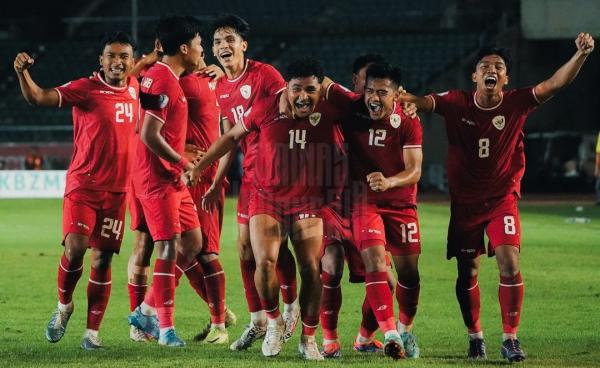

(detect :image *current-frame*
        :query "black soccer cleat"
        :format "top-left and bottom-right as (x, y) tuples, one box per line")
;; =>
(501, 338), (526, 363)
(468, 338), (487, 360)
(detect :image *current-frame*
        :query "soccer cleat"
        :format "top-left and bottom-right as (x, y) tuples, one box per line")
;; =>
(400, 332), (420, 359)
(203, 326), (229, 344)
(229, 323), (266, 351)
(501, 338), (526, 363)
(282, 308), (300, 342)
(299, 335), (324, 361)
(383, 335), (406, 360)
(130, 325), (150, 342)
(225, 307), (237, 327)
(127, 306), (159, 340)
(468, 338), (487, 360)
(158, 328), (186, 347)
(81, 332), (102, 350)
(321, 340), (342, 358)
(353, 338), (384, 353)
(193, 321), (211, 342)
(261, 322), (284, 357)
(45, 307), (73, 343)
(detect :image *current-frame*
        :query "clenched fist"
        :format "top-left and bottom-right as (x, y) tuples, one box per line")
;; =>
(14, 52), (35, 73)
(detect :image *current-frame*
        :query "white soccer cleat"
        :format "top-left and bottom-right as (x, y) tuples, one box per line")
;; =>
(261, 322), (285, 357)
(229, 322), (266, 351)
(298, 335), (324, 361)
(282, 307), (300, 342)
(129, 325), (150, 342)
(81, 331), (103, 350)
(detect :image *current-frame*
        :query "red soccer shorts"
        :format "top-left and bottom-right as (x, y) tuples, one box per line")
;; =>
(248, 191), (321, 229)
(321, 204), (365, 283)
(237, 178), (253, 225)
(189, 180), (225, 255)
(128, 186), (149, 234)
(352, 202), (421, 256)
(62, 188), (127, 253)
(138, 188), (200, 241)
(447, 194), (521, 259)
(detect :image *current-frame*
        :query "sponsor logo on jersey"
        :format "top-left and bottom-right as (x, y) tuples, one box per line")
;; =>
(240, 84), (251, 99)
(492, 115), (505, 130)
(128, 86), (137, 99)
(219, 94), (230, 99)
(377, 305), (388, 311)
(309, 112), (321, 126)
(461, 118), (476, 126)
(142, 77), (153, 89)
(159, 94), (169, 109)
(390, 113), (401, 128)
(99, 90), (115, 95)
(208, 81), (217, 91)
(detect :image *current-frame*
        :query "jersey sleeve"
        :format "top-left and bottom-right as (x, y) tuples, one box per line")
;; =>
(427, 90), (464, 117)
(402, 116), (423, 149)
(326, 83), (360, 111)
(260, 64), (286, 96)
(179, 76), (201, 101)
(143, 78), (172, 124)
(55, 78), (90, 108)
(513, 87), (540, 116)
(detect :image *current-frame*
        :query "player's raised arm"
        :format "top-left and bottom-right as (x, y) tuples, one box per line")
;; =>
(397, 90), (434, 113)
(534, 33), (594, 104)
(190, 121), (247, 184)
(366, 147), (423, 192)
(14, 52), (59, 107)
(141, 113), (194, 171)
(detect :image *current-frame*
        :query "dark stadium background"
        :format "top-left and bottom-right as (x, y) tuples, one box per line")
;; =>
(2, 0), (598, 196)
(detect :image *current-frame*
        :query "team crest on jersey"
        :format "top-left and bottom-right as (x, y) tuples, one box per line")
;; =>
(128, 86), (136, 99)
(240, 84), (251, 99)
(309, 112), (321, 126)
(390, 113), (402, 128)
(492, 115), (505, 130)
(159, 94), (169, 109)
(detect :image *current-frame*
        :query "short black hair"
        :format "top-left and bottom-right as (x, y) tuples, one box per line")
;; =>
(352, 54), (385, 74)
(100, 31), (136, 53)
(210, 14), (250, 41)
(474, 47), (511, 73)
(365, 62), (402, 89)
(155, 15), (201, 56)
(286, 57), (324, 83)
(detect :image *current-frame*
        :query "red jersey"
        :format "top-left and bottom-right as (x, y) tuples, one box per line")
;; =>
(242, 92), (345, 209)
(428, 88), (540, 204)
(180, 72), (221, 181)
(55, 73), (139, 195)
(328, 84), (422, 207)
(215, 59), (285, 181)
(133, 61), (188, 198)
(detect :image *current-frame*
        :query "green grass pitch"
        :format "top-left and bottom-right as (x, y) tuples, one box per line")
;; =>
(0, 198), (599, 367)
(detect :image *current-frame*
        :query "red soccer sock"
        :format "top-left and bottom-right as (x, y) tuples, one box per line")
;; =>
(276, 250), (297, 304)
(86, 266), (112, 331)
(302, 314), (319, 337)
(260, 296), (280, 319)
(202, 259), (226, 324)
(152, 259), (176, 329)
(365, 271), (396, 333)
(499, 272), (524, 334)
(143, 284), (155, 308)
(456, 276), (481, 333)
(396, 281), (420, 327)
(240, 259), (262, 312)
(320, 271), (342, 340)
(57, 254), (83, 305)
(127, 275), (147, 312)
(183, 261), (208, 303)
(359, 295), (379, 338)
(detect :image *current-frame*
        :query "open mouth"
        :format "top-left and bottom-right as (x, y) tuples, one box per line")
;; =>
(484, 75), (497, 88)
(295, 100), (312, 114)
(219, 51), (233, 61)
(109, 66), (125, 74)
(368, 101), (383, 113)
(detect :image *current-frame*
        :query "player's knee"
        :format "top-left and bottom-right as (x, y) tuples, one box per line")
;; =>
(91, 251), (113, 269)
(256, 257), (277, 274)
(397, 268), (420, 286)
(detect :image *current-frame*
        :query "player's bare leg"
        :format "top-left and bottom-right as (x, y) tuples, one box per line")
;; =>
(277, 243), (300, 342)
(249, 214), (286, 357)
(81, 248), (114, 350)
(456, 256), (486, 359)
(291, 218), (324, 360)
(46, 233), (87, 343)
(362, 245), (404, 359)
(392, 254), (420, 358)
(495, 245), (525, 362)
(127, 230), (153, 342)
(320, 243), (344, 358)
